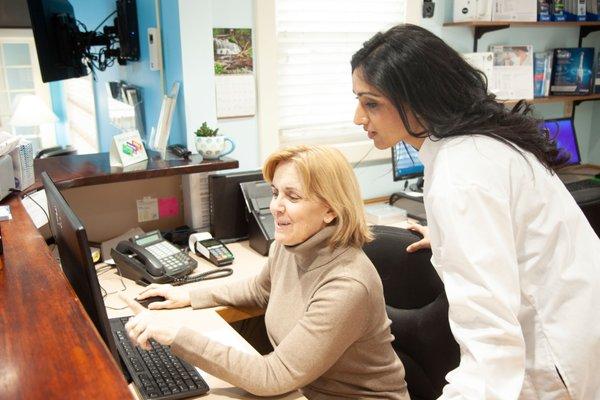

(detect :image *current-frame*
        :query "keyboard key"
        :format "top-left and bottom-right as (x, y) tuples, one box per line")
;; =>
(110, 318), (209, 399)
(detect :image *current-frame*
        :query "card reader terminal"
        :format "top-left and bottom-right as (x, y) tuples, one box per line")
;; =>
(189, 232), (235, 267)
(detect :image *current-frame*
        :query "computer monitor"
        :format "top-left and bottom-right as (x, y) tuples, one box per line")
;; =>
(392, 141), (424, 181)
(208, 170), (264, 241)
(26, 0), (87, 82)
(543, 118), (581, 166)
(27, 0), (140, 83)
(41, 172), (120, 362)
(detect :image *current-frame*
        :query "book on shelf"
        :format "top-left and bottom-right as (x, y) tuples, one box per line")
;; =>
(587, 0), (600, 20)
(538, 0), (551, 21)
(492, 0), (537, 21)
(462, 52), (497, 94)
(564, 0), (586, 21)
(550, 48), (595, 95)
(533, 51), (553, 97)
(551, 0), (567, 21)
(490, 45), (534, 100)
(453, 0), (492, 22)
(595, 52), (600, 94)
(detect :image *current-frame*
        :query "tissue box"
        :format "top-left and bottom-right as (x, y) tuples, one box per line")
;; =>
(10, 141), (34, 190)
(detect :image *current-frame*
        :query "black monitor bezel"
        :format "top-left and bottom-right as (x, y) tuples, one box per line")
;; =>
(41, 172), (120, 363)
(26, 0), (140, 83)
(391, 142), (424, 182)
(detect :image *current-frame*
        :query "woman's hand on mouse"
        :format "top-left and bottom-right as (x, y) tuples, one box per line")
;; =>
(136, 284), (191, 309)
(406, 223), (431, 253)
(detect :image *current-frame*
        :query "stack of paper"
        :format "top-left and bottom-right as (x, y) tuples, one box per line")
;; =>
(364, 204), (407, 225)
(0, 205), (11, 221)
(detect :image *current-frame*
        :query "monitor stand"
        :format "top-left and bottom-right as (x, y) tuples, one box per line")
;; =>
(405, 177), (424, 197)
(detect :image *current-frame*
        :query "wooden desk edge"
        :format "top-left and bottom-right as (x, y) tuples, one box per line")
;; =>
(216, 305), (265, 323)
(0, 195), (132, 399)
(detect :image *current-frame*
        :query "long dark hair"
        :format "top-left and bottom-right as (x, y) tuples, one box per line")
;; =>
(351, 24), (567, 169)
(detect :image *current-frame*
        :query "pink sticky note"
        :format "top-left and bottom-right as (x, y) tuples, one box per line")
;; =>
(158, 197), (179, 218)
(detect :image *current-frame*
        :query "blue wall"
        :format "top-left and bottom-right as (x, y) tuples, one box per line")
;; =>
(57, 0), (186, 151)
(161, 1), (186, 145)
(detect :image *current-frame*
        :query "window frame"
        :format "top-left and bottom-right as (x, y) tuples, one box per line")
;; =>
(254, 0), (421, 164)
(0, 29), (55, 150)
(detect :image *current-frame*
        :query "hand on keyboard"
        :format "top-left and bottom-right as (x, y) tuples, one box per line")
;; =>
(122, 295), (182, 351)
(136, 283), (191, 310)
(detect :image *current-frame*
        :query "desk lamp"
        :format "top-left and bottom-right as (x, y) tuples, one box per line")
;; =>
(9, 94), (58, 151)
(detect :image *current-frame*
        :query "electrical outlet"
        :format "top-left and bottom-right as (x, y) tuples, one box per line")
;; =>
(423, 1), (435, 18)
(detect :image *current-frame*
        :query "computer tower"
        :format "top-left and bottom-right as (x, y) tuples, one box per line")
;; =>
(208, 170), (263, 241)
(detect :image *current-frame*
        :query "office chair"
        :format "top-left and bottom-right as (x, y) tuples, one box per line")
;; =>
(571, 187), (600, 237)
(363, 225), (460, 400)
(35, 145), (77, 159)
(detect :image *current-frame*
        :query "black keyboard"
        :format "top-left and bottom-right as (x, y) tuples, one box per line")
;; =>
(110, 317), (209, 400)
(565, 179), (600, 192)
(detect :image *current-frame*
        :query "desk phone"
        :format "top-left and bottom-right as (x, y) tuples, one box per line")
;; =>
(111, 230), (197, 285)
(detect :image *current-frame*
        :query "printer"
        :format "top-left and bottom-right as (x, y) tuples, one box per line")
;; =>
(0, 155), (15, 201)
(240, 180), (275, 255)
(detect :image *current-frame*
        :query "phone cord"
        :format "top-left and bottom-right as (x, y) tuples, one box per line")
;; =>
(171, 267), (233, 286)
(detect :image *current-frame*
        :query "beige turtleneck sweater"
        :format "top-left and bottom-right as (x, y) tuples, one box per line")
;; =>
(170, 226), (408, 399)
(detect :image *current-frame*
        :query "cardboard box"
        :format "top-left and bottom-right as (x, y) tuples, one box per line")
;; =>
(551, 47), (595, 95)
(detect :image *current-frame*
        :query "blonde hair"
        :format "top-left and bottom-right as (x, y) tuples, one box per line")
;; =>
(263, 145), (373, 249)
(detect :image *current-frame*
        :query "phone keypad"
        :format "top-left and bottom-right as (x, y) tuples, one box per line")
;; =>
(147, 242), (192, 271)
(209, 247), (233, 263)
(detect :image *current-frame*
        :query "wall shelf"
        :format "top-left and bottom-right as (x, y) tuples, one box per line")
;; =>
(443, 21), (600, 51)
(503, 94), (600, 116)
(504, 93), (600, 106)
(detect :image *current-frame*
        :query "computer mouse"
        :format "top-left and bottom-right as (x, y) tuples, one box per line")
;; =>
(136, 295), (167, 308)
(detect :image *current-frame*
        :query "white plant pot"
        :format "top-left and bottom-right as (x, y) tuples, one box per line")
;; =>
(195, 136), (235, 160)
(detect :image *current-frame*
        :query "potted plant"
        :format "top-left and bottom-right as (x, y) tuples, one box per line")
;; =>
(194, 122), (235, 160)
(195, 122), (219, 137)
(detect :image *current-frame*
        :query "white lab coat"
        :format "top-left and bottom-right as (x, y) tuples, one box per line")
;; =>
(418, 135), (600, 400)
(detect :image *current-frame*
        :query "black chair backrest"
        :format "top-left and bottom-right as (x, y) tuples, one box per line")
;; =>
(363, 225), (460, 400)
(571, 187), (600, 237)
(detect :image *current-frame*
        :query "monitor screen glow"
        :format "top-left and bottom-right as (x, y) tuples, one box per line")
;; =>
(543, 118), (581, 166)
(392, 141), (424, 181)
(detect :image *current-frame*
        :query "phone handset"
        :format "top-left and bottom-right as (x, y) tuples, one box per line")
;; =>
(111, 230), (198, 286)
(115, 241), (165, 277)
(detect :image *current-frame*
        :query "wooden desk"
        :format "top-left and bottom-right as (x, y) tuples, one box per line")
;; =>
(557, 163), (600, 184)
(0, 196), (132, 399)
(101, 243), (304, 399)
(0, 152), (239, 399)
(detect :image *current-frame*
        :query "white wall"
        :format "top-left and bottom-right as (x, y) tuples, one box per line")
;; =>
(177, 0), (599, 201)
(179, 0), (260, 171)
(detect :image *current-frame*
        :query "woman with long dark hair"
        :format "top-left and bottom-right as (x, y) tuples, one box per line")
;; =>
(352, 24), (600, 399)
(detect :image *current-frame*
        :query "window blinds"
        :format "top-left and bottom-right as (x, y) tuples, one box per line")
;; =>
(276, 0), (406, 145)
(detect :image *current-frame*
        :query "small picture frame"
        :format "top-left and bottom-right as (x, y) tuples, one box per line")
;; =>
(109, 130), (148, 167)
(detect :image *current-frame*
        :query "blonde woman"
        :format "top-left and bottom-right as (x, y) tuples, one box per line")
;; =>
(125, 145), (409, 399)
